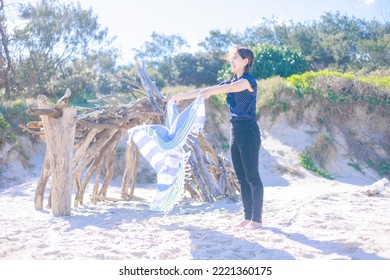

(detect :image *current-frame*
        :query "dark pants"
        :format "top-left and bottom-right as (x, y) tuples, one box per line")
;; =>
(230, 120), (264, 223)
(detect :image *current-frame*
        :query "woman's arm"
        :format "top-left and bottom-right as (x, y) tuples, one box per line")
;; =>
(170, 89), (202, 103)
(170, 78), (252, 103)
(201, 79), (252, 98)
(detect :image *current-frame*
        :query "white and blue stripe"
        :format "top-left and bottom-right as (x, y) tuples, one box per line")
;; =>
(128, 96), (205, 213)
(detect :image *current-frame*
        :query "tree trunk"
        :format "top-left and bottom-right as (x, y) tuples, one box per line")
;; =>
(34, 153), (50, 210)
(37, 95), (76, 216)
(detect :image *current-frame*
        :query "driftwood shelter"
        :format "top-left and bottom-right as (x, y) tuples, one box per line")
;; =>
(21, 61), (239, 216)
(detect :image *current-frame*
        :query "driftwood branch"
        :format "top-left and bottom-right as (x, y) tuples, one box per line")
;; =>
(35, 93), (76, 216)
(26, 108), (63, 118)
(23, 62), (239, 213)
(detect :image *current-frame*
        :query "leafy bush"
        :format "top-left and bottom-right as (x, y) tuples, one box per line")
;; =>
(217, 44), (309, 82)
(0, 113), (11, 139)
(0, 101), (34, 130)
(256, 76), (292, 117)
(358, 75), (390, 89)
(209, 94), (227, 110)
(0, 112), (30, 160)
(287, 70), (390, 107)
(252, 44), (308, 79)
(286, 71), (354, 96)
(299, 153), (333, 179)
(366, 159), (390, 178)
(348, 161), (364, 174)
(216, 62), (233, 83)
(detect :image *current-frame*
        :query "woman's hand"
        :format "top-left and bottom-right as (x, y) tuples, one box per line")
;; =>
(169, 95), (181, 104)
(169, 88), (203, 104)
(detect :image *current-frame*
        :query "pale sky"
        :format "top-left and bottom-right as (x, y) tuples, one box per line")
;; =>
(6, 0), (389, 64)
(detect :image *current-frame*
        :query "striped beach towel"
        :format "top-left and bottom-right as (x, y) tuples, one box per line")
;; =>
(128, 96), (205, 212)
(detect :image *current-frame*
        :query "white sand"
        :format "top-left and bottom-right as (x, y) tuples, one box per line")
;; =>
(1, 122), (389, 261)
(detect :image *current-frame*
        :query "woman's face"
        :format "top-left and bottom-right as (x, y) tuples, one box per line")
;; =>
(229, 52), (248, 75)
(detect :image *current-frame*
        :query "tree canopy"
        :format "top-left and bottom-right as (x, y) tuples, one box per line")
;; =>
(0, 0), (389, 102)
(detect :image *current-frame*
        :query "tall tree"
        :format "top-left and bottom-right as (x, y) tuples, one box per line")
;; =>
(240, 17), (279, 47)
(133, 31), (188, 83)
(288, 22), (334, 70)
(198, 29), (238, 53)
(133, 32), (188, 64)
(315, 12), (377, 69)
(13, 0), (112, 98)
(171, 51), (224, 86)
(0, 0), (12, 99)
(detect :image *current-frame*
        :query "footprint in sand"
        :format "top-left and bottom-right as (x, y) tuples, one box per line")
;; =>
(44, 250), (61, 256)
(37, 243), (50, 249)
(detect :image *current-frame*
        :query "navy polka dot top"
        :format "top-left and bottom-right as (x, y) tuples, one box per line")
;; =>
(221, 72), (257, 122)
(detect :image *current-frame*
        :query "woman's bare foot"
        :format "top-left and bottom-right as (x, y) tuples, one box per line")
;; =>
(236, 220), (251, 227)
(245, 221), (263, 230)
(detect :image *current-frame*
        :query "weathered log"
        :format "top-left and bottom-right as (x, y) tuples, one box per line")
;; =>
(120, 138), (140, 200)
(26, 108), (62, 118)
(72, 129), (118, 206)
(55, 88), (71, 110)
(97, 130), (122, 198)
(134, 57), (165, 113)
(23, 61), (240, 211)
(18, 124), (43, 137)
(37, 94), (76, 216)
(92, 158), (104, 204)
(34, 152), (50, 210)
(26, 121), (44, 129)
(81, 158), (98, 204)
(72, 128), (103, 174)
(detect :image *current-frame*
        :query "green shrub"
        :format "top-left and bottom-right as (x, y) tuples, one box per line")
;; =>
(286, 70), (390, 107)
(299, 153), (333, 179)
(219, 135), (229, 153)
(216, 63), (233, 83)
(359, 75), (390, 89)
(0, 101), (32, 129)
(256, 76), (293, 118)
(287, 71), (354, 96)
(0, 113), (28, 160)
(366, 159), (390, 178)
(252, 44), (308, 79)
(0, 113), (11, 138)
(348, 161), (364, 174)
(209, 94), (227, 110)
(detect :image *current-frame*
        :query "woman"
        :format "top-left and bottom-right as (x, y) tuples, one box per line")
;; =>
(170, 46), (264, 229)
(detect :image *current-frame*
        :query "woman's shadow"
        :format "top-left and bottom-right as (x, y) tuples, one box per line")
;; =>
(265, 226), (388, 260)
(160, 223), (295, 260)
